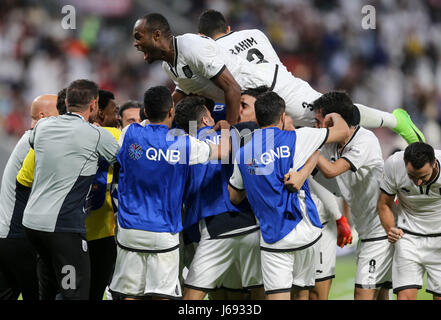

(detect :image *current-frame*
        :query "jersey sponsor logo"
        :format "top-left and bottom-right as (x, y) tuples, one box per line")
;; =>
(229, 37), (258, 55)
(246, 146), (291, 174)
(254, 146), (291, 166)
(129, 143), (143, 160)
(182, 65), (193, 78)
(146, 147), (181, 164)
(204, 135), (220, 145)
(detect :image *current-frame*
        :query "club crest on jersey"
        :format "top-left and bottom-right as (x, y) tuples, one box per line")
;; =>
(246, 159), (260, 175)
(129, 143), (143, 160)
(182, 65), (193, 78)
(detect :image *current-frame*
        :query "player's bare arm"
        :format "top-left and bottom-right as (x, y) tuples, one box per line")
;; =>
(228, 185), (246, 205)
(322, 113), (350, 144)
(172, 90), (187, 107)
(211, 67), (241, 125)
(208, 120), (231, 161)
(316, 156), (351, 179)
(377, 191), (403, 243)
(284, 151), (320, 192)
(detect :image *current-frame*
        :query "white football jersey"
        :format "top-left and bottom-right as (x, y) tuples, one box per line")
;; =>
(380, 150), (441, 235)
(215, 29), (283, 66)
(314, 126), (385, 240)
(162, 33), (277, 103)
(163, 33), (322, 127)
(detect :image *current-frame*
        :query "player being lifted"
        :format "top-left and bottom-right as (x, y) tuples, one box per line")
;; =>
(132, 12), (424, 144)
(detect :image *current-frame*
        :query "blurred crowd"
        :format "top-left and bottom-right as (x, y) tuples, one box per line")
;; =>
(1, 0), (441, 153)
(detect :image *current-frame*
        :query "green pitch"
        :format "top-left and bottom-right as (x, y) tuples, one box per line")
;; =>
(329, 253), (433, 300)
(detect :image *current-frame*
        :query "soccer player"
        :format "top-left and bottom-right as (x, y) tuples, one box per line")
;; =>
(109, 86), (231, 300)
(238, 87), (352, 300)
(309, 91), (393, 300)
(18, 79), (120, 300)
(0, 94), (58, 300)
(94, 90), (120, 128)
(173, 96), (263, 300)
(85, 89), (121, 300)
(378, 142), (441, 300)
(228, 91), (349, 300)
(194, 9), (424, 144)
(119, 100), (142, 128)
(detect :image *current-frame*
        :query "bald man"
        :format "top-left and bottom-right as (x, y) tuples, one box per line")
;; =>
(0, 94), (58, 300)
(30, 94), (59, 128)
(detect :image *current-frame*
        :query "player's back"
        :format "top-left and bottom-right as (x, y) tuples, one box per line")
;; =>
(117, 123), (190, 234)
(215, 29), (283, 66)
(162, 33), (277, 103)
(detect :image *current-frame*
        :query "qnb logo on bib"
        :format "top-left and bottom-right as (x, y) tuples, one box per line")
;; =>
(246, 146), (291, 176)
(146, 147), (181, 164)
(255, 146), (291, 165)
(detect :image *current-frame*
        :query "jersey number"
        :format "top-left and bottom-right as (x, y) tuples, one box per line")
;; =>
(246, 48), (268, 64)
(368, 259), (376, 273)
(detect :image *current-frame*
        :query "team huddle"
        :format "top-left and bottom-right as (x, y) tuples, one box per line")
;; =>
(0, 10), (440, 301)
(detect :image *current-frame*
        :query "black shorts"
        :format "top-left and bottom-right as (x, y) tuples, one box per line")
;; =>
(24, 228), (91, 300)
(88, 235), (116, 300)
(0, 237), (38, 300)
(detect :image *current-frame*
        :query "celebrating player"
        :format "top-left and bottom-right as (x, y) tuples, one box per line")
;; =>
(378, 142), (441, 300)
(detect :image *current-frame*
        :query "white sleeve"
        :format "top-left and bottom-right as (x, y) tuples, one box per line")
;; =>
(185, 37), (227, 80)
(380, 155), (398, 196)
(188, 135), (211, 165)
(292, 127), (329, 171)
(308, 176), (342, 221)
(118, 124), (129, 147)
(229, 162), (245, 191)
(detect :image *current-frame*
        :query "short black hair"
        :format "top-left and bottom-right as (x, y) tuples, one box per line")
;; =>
(198, 9), (228, 38)
(143, 86), (173, 123)
(404, 142), (435, 169)
(254, 91), (285, 127)
(66, 79), (99, 112)
(311, 91), (356, 126)
(139, 105), (147, 121)
(56, 88), (67, 115)
(174, 96), (209, 133)
(98, 90), (115, 110)
(119, 100), (142, 118)
(241, 86), (269, 99)
(140, 13), (172, 37)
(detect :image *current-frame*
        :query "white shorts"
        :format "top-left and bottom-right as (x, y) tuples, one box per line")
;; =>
(393, 233), (441, 296)
(273, 67), (321, 127)
(184, 228), (262, 291)
(314, 221), (337, 282)
(355, 237), (393, 289)
(261, 243), (318, 294)
(109, 246), (182, 299)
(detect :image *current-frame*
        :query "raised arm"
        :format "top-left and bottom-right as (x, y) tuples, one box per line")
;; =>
(316, 156), (351, 179)
(323, 113), (350, 144)
(172, 89), (187, 107)
(284, 151), (320, 192)
(212, 68), (241, 125)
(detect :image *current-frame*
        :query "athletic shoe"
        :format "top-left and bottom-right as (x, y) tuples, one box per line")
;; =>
(392, 108), (425, 144)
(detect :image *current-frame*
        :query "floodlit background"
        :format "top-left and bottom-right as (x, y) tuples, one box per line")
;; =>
(1, 0), (440, 300)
